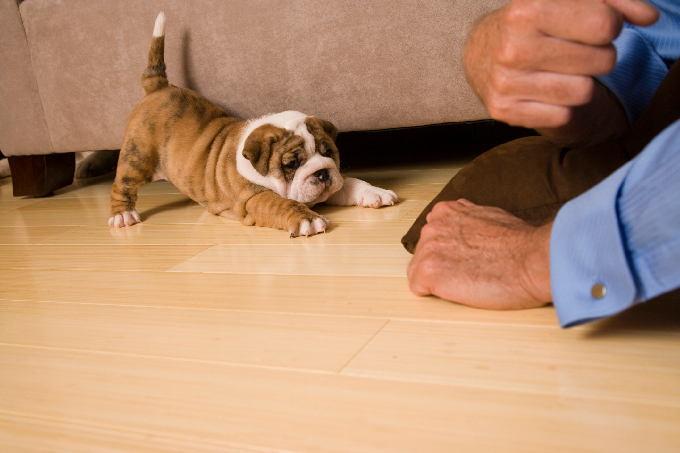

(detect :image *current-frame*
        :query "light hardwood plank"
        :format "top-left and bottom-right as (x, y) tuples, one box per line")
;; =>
(0, 209), (110, 227)
(0, 176), (14, 199)
(11, 193), (189, 213)
(38, 221), (416, 246)
(342, 320), (680, 406)
(0, 226), (78, 245)
(0, 269), (560, 325)
(0, 413), (258, 453)
(390, 182), (446, 200)
(1, 345), (677, 453)
(0, 193), (197, 227)
(0, 300), (387, 372)
(0, 245), (212, 271)
(399, 200), (428, 221)
(140, 205), (239, 226)
(167, 244), (413, 277)
(0, 192), (229, 228)
(0, 198), (40, 212)
(315, 199), (421, 222)
(344, 167), (462, 188)
(51, 178), (181, 198)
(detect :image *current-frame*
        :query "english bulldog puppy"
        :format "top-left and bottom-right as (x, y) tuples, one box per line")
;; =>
(110, 12), (398, 236)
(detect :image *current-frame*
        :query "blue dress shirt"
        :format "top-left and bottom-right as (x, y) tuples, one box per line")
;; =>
(551, 0), (680, 327)
(598, 0), (680, 123)
(551, 119), (680, 327)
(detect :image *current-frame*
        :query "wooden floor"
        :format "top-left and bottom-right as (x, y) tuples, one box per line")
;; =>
(0, 159), (679, 452)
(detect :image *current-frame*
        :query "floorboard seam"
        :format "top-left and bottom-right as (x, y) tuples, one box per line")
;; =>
(337, 319), (391, 374)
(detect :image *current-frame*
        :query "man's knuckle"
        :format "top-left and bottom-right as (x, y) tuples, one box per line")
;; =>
(409, 279), (430, 297)
(551, 107), (573, 128)
(597, 46), (618, 75)
(573, 77), (594, 104)
(486, 95), (513, 123)
(418, 258), (440, 281)
(591, 7), (623, 43)
(420, 223), (437, 239)
(408, 258), (437, 295)
(429, 202), (443, 216)
(496, 40), (524, 67)
(419, 238), (438, 255)
(505, 0), (540, 28)
(407, 273), (423, 293)
(430, 201), (450, 217)
(407, 259), (418, 280)
(490, 70), (513, 95)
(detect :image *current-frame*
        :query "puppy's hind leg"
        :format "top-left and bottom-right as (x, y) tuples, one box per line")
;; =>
(109, 139), (156, 227)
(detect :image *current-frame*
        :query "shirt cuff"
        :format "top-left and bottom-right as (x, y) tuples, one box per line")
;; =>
(550, 162), (638, 328)
(597, 25), (670, 125)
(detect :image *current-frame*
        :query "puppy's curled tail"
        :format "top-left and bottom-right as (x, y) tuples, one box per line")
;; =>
(142, 12), (168, 95)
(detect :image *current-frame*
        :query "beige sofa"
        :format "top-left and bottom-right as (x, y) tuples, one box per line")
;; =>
(1, 0), (509, 196)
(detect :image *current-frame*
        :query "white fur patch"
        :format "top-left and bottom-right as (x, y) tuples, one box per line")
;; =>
(109, 210), (141, 228)
(153, 12), (166, 37)
(325, 177), (399, 208)
(295, 216), (330, 237)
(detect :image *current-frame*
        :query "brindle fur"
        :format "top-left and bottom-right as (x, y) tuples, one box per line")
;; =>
(111, 22), (337, 236)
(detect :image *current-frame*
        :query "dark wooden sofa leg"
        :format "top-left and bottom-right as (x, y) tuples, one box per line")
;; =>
(8, 153), (75, 197)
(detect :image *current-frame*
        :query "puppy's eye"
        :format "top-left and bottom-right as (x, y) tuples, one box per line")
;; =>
(320, 144), (334, 157)
(282, 158), (299, 170)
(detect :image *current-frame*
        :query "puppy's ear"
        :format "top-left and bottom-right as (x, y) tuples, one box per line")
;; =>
(306, 117), (338, 141)
(321, 119), (338, 141)
(242, 125), (281, 176)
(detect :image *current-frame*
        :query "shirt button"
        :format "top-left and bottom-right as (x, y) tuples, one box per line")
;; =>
(591, 283), (607, 299)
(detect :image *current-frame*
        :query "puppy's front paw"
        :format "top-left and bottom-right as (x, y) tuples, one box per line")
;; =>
(108, 210), (141, 228)
(290, 216), (330, 238)
(358, 186), (399, 208)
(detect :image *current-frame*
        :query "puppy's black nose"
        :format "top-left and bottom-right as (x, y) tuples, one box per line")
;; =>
(314, 169), (330, 184)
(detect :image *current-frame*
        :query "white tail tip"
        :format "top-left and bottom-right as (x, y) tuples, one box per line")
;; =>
(153, 12), (166, 37)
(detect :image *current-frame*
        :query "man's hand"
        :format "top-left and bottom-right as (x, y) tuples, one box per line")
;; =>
(463, 0), (659, 146)
(407, 199), (553, 310)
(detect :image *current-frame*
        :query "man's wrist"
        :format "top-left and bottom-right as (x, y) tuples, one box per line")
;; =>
(522, 221), (554, 304)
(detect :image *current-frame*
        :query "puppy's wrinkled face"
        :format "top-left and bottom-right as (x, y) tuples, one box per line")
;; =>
(236, 111), (343, 205)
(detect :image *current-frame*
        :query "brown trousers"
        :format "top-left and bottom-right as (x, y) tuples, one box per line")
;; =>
(402, 60), (680, 253)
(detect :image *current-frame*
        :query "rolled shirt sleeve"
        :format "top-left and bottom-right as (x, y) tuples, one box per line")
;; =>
(551, 119), (680, 327)
(597, 0), (680, 124)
